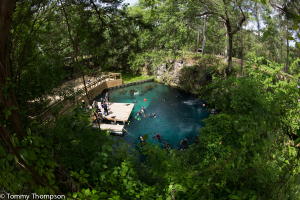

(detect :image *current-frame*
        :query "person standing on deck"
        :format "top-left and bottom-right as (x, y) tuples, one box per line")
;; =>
(100, 98), (104, 108)
(94, 101), (99, 109)
(105, 92), (110, 104)
(103, 102), (108, 114)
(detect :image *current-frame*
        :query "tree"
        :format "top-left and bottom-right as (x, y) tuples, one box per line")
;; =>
(196, 0), (249, 73)
(202, 14), (207, 55)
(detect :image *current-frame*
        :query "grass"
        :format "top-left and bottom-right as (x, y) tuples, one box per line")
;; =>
(121, 73), (155, 83)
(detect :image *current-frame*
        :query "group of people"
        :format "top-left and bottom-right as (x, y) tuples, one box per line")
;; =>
(79, 92), (110, 123)
(137, 107), (146, 116)
(135, 106), (156, 118)
(149, 113), (156, 118)
(137, 133), (171, 152)
(92, 100), (103, 123)
(133, 92), (206, 151)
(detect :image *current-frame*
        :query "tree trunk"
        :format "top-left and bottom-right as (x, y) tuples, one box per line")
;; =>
(280, 37), (283, 63)
(202, 15), (207, 55)
(0, 0), (27, 137)
(255, 3), (260, 42)
(224, 23), (228, 62)
(236, 32), (238, 58)
(0, 0), (68, 196)
(60, 0), (91, 104)
(286, 25), (289, 73)
(228, 32), (233, 73)
(241, 26), (244, 75)
(196, 24), (200, 54)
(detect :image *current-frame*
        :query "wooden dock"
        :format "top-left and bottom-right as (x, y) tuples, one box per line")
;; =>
(93, 123), (124, 135)
(91, 102), (134, 135)
(104, 103), (135, 122)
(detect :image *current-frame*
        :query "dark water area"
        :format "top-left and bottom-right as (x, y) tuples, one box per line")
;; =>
(94, 82), (210, 149)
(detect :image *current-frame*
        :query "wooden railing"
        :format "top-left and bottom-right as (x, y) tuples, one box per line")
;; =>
(38, 74), (122, 124)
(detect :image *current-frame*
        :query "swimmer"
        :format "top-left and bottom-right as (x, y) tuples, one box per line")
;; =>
(152, 133), (162, 142)
(138, 135), (146, 147)
(138, 135), (145, 142)
(133, 100), (138, 103)
(180, 138), (188, 149)
(164, 98), (167, 102)
(149, 113), (156, 118)
(163, 142), (171, 151)
(137, 111), (142, 116)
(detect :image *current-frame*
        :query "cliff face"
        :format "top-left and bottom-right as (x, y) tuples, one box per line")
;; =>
(144, 55), (225, 93)
(153, 59), (194, 87)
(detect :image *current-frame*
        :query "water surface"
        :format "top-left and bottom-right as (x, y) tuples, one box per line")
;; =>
(95, 82), (210, 149)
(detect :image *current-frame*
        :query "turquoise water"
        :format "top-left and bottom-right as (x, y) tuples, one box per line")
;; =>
(94, 82), (210, 149)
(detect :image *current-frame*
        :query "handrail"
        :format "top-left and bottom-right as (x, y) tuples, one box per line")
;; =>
(37, 74), (120, 124)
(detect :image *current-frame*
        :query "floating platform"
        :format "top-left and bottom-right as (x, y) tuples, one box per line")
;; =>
(92, 123), (124, 135)
(91, 102), (134, 135)
(104, 103), (134, 122)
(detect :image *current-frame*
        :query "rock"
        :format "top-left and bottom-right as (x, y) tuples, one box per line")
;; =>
(153, 59), (198, 87)
(169, 58), (175, 64)
(156, 63), (166, 77)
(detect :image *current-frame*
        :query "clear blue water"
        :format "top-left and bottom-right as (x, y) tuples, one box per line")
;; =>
(94, 82), (210, 149)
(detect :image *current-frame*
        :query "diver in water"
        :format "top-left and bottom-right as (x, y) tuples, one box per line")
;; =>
(180, 138), (188, 149)
(149, 113), (156, 118)
(152, 133), (162, 143)
(138, 135), (146, 147)
(163, 142), (171, 152)
(138, 135), (145, 142)
(182, 138), (188, 145)
(137, 111), (142, 116)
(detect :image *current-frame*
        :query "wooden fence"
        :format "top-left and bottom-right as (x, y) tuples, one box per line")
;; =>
(38, 73), (122, 124)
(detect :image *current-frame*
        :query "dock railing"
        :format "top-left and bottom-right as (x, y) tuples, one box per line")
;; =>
(38, 73), (122, 124)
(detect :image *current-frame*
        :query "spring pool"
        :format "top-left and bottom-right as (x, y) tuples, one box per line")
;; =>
(94, 82), (210, 149)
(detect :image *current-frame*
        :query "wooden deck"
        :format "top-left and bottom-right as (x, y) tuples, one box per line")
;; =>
(90, 102), (134, 135)
(93, 123), (124, 133)
(103, 103), (135, 122)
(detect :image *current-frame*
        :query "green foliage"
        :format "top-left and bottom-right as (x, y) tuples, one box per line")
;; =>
(179, 55), (226, 92)
(121, 73), (155, 83)
(2, 0), (300, 199)
(196, 57), (300, 199)
(290, 58), (300, 76)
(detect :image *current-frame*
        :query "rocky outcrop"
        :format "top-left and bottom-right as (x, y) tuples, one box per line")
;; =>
(153, 59), (194, 86)
(154, 63), (167, 81)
